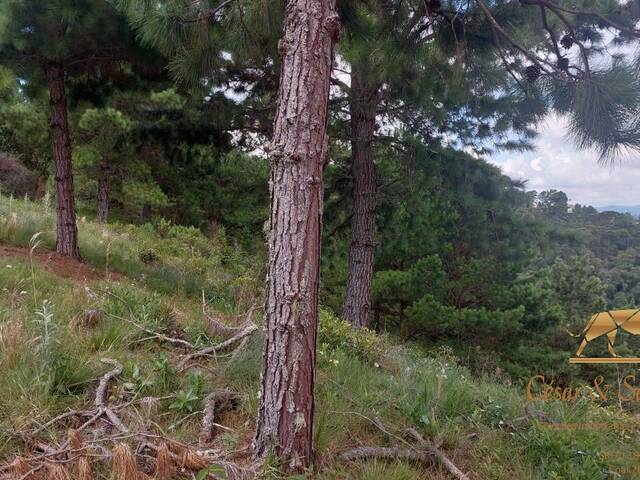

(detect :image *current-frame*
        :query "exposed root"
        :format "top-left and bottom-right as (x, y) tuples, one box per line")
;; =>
(32, 411), (82, 436)
(341, 417), (472, 480)
(203, 293), (255, 339)
(92, 358), (128, 433)
(401, 428), (471, 480)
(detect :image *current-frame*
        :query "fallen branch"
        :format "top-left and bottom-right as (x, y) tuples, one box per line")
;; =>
(341, 446), (432, 463)
(94, 358), (129, 433)
(95, 358), (122, 410)
(32, 410), (84, 435)
(177, 323), (258, 371)
(403, 428), (471, 480)
(340, 414), (471, 480)
(109, 312), (195, 349)
(199, 390), (240, 444)
(203, 293), (255, 339)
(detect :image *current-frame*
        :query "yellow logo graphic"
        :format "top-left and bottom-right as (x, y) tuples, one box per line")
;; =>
(568, 309), (640, 363)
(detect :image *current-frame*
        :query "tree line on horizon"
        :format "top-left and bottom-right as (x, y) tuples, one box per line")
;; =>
(2, 0), (640, 471)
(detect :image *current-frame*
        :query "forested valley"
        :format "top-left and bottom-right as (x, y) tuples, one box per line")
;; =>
(2, 0), (640, 478)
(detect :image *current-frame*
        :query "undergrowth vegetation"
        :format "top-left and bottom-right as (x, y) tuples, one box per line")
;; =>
(1, 195), (640, 479)
(0, 192), (262, 311)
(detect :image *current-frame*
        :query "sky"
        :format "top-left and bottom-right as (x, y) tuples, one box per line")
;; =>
(488, 114), (640, 208)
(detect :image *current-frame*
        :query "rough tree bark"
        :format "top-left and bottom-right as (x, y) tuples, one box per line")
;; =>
(253, 0), (339, 471)
(45, 62), (80, 258)
(97, 158), (110, 223)
(341, 69), (380, 329)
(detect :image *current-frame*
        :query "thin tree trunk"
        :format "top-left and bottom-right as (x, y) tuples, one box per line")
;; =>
(97, 158), (110, 223)
(253, 0), (339, 471)
(342, 71), (379, 328)
(46, 62), (80, 259)
(141, 204), (151, 221)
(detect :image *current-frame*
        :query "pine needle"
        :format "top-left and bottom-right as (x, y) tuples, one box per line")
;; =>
(112, 443), (142, 480)
(45, 463), (70, 480)
(154, 443), (173, 480)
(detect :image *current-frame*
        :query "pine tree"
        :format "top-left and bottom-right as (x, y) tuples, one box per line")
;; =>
(337, 0), (640, 328)
(76, 107), (131, 223)
(116, 0), (337, 467)
(0, 0), (145, 257)
(253, 1), (339, 469)
(337, 0), (544, 327)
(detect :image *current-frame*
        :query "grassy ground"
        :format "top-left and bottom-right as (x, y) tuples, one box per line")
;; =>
(2, 193), (640, 479)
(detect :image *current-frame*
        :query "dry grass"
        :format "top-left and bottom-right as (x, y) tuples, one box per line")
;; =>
(8, 457), (31, 476)
(44, 462), (71, 480)
(0, 320), (26, 368)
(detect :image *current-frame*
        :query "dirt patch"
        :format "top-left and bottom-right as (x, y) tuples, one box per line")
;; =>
(0, 245), (124, 283)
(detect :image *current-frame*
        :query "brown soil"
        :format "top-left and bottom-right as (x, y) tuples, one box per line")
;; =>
(0, 245), (124, 283)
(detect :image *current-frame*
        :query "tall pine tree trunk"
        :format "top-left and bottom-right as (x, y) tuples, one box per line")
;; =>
(253, 0), (338, 471)
(97, 158), (110, 223)
(341, 71), (379, 328)
(46, 63), (80, 259)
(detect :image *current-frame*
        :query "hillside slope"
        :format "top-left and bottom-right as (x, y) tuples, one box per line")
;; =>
(1, 194), (640, 479)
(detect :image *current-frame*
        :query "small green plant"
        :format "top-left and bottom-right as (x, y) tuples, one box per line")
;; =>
(153, 353), (174, 391)
(130, 363), (154, 395)
(28, 232), (43, 306)
(169, 388), (199, 413)
(187, 371), (205, 396)
(196, 465), (227, 480)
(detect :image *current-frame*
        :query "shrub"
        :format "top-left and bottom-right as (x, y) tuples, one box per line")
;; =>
(318, 310), (384, 363)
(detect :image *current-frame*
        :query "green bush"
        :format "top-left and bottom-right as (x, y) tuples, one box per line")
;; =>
(318, 310), (384, 363)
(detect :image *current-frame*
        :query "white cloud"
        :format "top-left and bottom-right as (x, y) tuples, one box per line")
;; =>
(489, 115), (640, 207)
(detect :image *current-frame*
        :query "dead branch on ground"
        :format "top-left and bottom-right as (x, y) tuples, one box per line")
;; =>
(341, 417), (472, 480)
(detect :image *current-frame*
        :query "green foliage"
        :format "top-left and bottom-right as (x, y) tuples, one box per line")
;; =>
(406, 296), (524, 339)
(79, 107), (131, 133)
(149, 87), (186, 110)
(0, 192), (263, 309)
(0, 68), (49, 173)
(318, 310), (384, 363)
(550, 64), (640, 160)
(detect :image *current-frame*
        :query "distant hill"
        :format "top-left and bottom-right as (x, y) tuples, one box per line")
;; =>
(596, 205), (640, 216)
